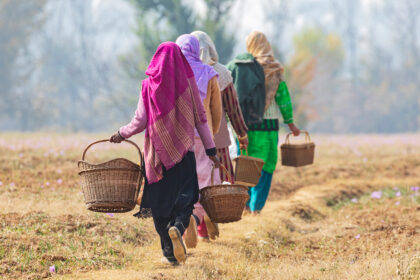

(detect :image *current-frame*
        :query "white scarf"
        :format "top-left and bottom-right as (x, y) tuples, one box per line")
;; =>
(191, 31), (233, 91)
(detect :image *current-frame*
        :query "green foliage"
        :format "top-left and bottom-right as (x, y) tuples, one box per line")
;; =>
(293, 28), (344, 73)
(0, 0), (47, 129)
(286, 27), (345, 127)
(200, 0), (236, 63)
(128, 0), (236, 76)
(130, 0), (196, 73)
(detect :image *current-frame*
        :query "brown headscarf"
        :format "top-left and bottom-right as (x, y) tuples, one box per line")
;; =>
(246, 31), (284, 111)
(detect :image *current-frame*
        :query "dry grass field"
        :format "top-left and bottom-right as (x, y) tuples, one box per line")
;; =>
(0, 133), (419, 280)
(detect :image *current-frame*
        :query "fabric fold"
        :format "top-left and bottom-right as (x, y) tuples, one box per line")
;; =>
(141, 42), (209, 183)
(246, 31), (284, 111)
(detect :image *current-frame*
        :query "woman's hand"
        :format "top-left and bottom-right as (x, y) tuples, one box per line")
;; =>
(110, 132), (124, 143)
(288, 123), (300, 136)
(238, 134), (249, 150)
(209, 155), (221, 168)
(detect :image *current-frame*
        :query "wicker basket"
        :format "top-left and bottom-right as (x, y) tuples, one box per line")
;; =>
(78, 139), (144, 213)
(233, 149), (264, 187)
(281, 131), (315, 167)
(200, 165), (249, 223)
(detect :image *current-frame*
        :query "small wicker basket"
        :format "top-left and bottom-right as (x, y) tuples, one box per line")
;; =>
(200, 165), (249, 223)
(78, 139), (144, 213)
(233, 149), (264, 187)
(281, 131), (315, 167)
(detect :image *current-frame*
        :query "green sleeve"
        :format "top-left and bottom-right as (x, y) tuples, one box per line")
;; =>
(275, 81), (294, 124)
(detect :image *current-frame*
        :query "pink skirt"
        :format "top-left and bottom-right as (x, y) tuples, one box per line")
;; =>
(193, 137), (220, 230)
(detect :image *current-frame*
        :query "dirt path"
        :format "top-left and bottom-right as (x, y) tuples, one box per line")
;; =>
(1, 133), (419, 279)
(57, 179), (420, 280)
(57, 201), (296, 280)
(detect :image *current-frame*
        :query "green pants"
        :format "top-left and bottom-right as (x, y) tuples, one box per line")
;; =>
(247, 130), (278, 174)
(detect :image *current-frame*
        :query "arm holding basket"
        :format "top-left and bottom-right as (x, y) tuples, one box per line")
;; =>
(276, 81), (300, 136)
(110, 97), (147, 143)
(221, 83), (249, 150)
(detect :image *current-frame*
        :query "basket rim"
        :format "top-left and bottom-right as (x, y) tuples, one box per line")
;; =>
(200, 184), (249, 192)
(78, 167), (141, 176)
(280, 142), (315, 149)
(78, 158), (140, 168)
(234, 181), (257, 187)
(233, 155), (264, 163)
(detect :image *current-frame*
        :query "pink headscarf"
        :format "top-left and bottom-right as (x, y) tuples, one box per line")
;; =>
(141, 42), (208, 183)
(176, 34), (218, 100)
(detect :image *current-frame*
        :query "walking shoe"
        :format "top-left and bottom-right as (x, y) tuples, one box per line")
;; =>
(251, 210), (261, 216)
(160, 257), (179, 266)
(168, 226), (187, 263)
(183, 215), (198, 249)
(198, 236), (210, 242)
(204, 215), (219, 240)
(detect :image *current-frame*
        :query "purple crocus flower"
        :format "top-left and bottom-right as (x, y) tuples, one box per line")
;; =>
(49, 265), (56, 273)
(410, 186), (419, 192)
(353, 148), (363, 157)
(351, 198), (358, 203)
(395, 191), (401, 197)
(371, 191), (382, 199)
(395, 201), (400, 205)
(355, 234), (360, 239)
(106, 213), (114, 217)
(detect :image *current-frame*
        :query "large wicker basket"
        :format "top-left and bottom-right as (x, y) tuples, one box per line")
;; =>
(200, 165), (249, 223)
(78, 139), (144, 213)
(233, 149), (264, 187)
(281, 131), (315, 167)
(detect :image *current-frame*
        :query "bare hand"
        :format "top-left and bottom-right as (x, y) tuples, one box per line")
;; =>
(288, 123), (300, 136)
(238, 135), (249, 150)
(209, 155), (221, 168)
(110, 133), (124, 143)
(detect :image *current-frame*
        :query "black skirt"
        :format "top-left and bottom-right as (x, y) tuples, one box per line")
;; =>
(138, 151), (199, 218)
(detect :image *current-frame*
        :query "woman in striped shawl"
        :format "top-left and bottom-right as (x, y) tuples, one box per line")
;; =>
(191, 30), (249, 184)
(110, 42), (219, 265)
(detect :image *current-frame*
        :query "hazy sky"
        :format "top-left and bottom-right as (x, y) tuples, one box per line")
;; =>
(86, 0), (387, 63)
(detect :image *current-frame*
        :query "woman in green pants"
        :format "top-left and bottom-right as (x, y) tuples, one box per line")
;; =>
(227, 31), (300, 214)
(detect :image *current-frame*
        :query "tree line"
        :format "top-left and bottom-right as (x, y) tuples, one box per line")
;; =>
(0, 0), (419, 133)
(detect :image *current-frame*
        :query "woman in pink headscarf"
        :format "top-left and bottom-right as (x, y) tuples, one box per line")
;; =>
(110, 42), (219, 265)
(176, 34), (223, 244)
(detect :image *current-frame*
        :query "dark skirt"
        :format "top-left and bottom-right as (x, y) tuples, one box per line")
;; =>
(139, 151), (199, 218)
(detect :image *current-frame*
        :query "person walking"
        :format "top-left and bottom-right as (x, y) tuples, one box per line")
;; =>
(191, 31), (248, 183)
(176, 34), (223, 243)
(227, 31), (300, 214)
(110, 42), (219, 265)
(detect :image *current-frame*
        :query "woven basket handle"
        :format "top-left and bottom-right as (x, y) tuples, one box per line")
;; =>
(239, 148), (262, 177)
(210, 164), (230, 185)
(240, 148), (249, 157)
(81, 139), (143, 164)
(285, 130), (311, 145)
